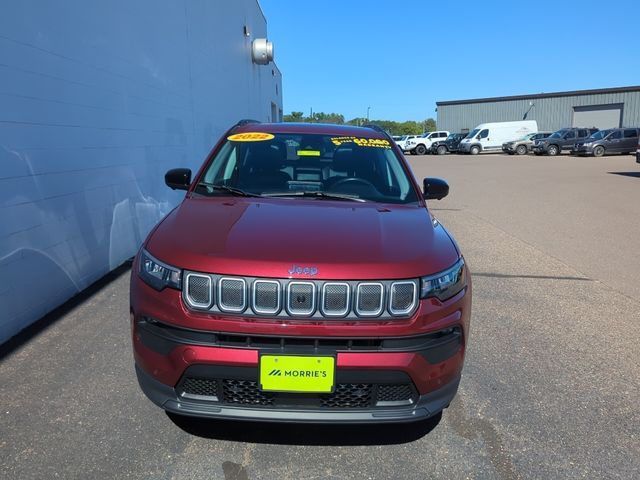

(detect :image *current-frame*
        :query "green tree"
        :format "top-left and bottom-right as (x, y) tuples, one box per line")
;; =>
(423, 118), (437, 132)
(283, 111), (304, 122)
(284, 111), (431, 134)
(311, 112), (344, 124)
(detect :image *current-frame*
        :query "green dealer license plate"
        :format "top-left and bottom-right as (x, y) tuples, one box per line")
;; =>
(259, 355), (335, 393)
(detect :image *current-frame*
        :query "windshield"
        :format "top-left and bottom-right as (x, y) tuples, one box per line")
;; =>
(588, 129), (611, 140)
(549, 130), (566, 139)
(196, 132), (419, 204)
(465, 129), (480, 139)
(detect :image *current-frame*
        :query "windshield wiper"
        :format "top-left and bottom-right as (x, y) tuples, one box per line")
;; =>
(196, 183), (262, 197)
(263, 191), (365, 202)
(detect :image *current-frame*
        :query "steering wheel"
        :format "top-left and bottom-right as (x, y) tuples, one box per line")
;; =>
(328, 177), (377, 191)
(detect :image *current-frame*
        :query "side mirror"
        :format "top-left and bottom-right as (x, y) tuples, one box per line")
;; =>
(165, 168), (192, 190)
(423, 177), (449, 200)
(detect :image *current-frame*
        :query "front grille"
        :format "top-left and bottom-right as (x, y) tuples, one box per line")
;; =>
(180, 377), (218, 399)
(185, 274), (212, 308)
(389, 282), (416, 315)
(253, 280), (280, 314)
(287, 282), (315, 316)
(321, 283), (350, 316)
(320, 383), (372, 408)
(356, 283), (384, 316)
(182, 272), (420, 320)
(222, 379), (274, 406)
(218, 278), (246, 312)
(177, 376), (417, 409)
(377, 384), (414, 402)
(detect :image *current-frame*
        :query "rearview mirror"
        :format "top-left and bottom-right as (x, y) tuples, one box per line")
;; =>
(165, 168), (192, 190)
(423, 177), (449, 200)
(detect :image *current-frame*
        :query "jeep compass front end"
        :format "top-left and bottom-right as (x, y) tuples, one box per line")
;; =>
(130, 121), (471, 423)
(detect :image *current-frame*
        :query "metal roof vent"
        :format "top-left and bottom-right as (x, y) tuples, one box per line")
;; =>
(252, 38), (274, 65)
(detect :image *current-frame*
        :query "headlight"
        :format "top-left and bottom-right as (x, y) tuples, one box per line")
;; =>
(420, 258), (466, 301)
(138, 248), (182, 291)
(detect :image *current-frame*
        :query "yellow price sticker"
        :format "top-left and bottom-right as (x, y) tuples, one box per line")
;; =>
(227, 132), (275, 142)
(330, 136), (391, 148)
(297, 150), (321, 157)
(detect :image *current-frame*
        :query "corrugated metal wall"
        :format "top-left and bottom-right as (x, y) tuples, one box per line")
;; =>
(0, 0), (282, 343)
(437, 91), (640, 133)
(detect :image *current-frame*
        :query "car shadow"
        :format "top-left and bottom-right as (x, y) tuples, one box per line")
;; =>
(607, 171), (640, 178)
(167, 411), (442, 446)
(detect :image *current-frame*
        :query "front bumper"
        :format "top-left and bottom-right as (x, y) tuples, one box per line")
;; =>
(457, 143), (471, 153)
(572, 144), (593, 155)
(136, 363), (460, 423)
(502, 144), (515, 153)
(132, 316), (466, 423)
(636, 151), (640, 163)
(531, 145), (544, 153)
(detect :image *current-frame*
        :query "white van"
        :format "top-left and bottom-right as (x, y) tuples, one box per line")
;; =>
(458, 121), (538, 155)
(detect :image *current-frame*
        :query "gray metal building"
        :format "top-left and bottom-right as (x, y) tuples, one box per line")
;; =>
(436, 86), (640, 134)
(0, 0), (282, 343)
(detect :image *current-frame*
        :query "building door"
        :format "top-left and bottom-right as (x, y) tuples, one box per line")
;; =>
(572, 104), (623, 129)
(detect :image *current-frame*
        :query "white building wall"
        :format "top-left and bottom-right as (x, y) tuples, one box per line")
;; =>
(0, 0), (282, 342)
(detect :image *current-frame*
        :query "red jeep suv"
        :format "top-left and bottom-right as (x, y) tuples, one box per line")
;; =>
(130, 121), (471, 423)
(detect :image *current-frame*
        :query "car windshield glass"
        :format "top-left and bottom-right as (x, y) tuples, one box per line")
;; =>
(588, 129), (611, 140)
(465, 129), (479, 139)
(549, 131), (565, 139)
(196, 132), (419, 204)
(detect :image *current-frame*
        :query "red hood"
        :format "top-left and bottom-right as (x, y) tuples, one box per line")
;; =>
(146, 196), (459, 280)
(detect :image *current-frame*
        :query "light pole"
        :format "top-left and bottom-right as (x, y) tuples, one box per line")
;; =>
(366, 106), (371, 122)
(523, 101), (534, 120)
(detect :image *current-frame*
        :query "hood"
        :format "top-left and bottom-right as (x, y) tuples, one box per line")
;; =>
(146, 196), (459, 280)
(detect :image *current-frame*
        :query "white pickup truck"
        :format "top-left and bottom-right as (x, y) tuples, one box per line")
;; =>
(405, 131), (450, 155)
(395, 134), (421, 151)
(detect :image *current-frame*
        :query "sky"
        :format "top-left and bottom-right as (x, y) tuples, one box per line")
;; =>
(260, 0), (639, 122)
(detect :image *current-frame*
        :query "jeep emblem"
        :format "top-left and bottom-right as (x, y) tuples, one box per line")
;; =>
(288, 265), (318, 276)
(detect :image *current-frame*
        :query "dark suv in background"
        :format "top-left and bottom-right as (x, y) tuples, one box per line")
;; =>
(532, 127), (598, 156)
(430, 133), (467, 155)
(572, 128), (639, 157)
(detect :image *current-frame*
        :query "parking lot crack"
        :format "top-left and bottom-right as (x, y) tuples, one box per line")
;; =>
(448, 396), (520, 480)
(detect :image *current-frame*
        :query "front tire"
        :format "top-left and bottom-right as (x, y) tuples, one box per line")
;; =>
(547, 144), (559, 156)
(516, 144), (527, 155)
(593, 146), (605, 157)
(415, 144), (427, 155)
(437, 145), (447, 155)
(470, 145), (480, 155)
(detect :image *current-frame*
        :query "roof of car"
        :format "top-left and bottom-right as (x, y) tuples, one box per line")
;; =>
(232, 122), (388, 138)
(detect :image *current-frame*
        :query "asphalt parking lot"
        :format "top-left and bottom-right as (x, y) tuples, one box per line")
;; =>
(1, 152), (639, 479)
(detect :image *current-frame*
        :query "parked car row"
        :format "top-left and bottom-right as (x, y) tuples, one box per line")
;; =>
(397, 122), (640, 159)
(570, 128), (639, 157)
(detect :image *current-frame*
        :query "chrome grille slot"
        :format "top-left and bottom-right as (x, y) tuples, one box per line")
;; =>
(356, 283), (384, 316)
(218, 277), (247, 312)
(184, 273), (213, 309)
(389, 281), (417, 315)
(321, 282), (350, 316)
(287, 282), (316, 316)
(252, 280), (280, 315)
